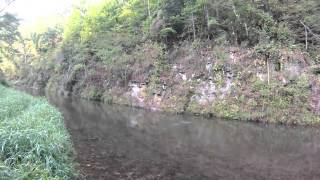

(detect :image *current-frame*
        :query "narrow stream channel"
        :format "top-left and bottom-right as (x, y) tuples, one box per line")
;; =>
(23, 88), (320, 179)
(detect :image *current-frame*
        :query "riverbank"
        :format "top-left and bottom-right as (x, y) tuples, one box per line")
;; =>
(31, 41), (318, 126)
(0, 85), (77, 179)
(4, 0), (320, 126)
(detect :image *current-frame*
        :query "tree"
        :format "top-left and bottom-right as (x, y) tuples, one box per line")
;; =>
(0, 13), (20, 63)
(0, 0), (19, 64)
(183, 0), (197, 40)
(34, 26), (62, 53)
(161, 0), (185, 36)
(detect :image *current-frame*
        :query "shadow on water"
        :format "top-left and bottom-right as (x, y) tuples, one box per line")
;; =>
(20, 87), (320, 180)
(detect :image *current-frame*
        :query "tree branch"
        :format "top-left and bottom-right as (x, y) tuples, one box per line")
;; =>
(0, 0), (16, 13)
(300, 20), (320, 40)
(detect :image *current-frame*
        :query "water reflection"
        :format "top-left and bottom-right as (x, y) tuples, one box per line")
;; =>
(47, 95), (320, 180)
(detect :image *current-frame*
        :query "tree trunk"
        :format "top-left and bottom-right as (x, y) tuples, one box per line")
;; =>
(305, 25), (308, 50)
(144, 0), (151, 17)
(192, 12), (196, 40)
(204, 4), (210, 39)
(147, 0), (151, 17)
(215, 7), (219, 19)
(232, 26), (238, 45)
(263, 0), (270, 12)
(244, 23), (249, 37)
(267, 59), (270, 85)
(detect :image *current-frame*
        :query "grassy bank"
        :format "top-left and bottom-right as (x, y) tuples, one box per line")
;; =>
(0, 85), (76, 179)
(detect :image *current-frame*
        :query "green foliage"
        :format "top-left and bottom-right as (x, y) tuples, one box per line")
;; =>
(90, 32), (138, 66)
(2, 0), (320, 127)
(102, 92), (113, 104)
(73, 63), (85, 73)
(81, 86), (103, 101)
(275, 22), (294, 45)
(46, 0), (320, 78)
(151, 43), (169, 79)
(2, 0), (320, 82)
(0, 86), (77, 179)
(213, 46), (228, 62)
(0, 13), (20, 62)
(211, 100), (245, 120)
(253, 41), (280, 62)
(208, 73), (318, 124)
(63, 8), (83, 41)
(160, 27), (177, 39)
(31, 26), (62, 54)
(250, 74), (315, 124)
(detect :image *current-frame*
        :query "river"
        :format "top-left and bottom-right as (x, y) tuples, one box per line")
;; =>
(22, 88), (320, 179)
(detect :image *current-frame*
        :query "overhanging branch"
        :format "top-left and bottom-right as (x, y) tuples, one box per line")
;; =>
(0, 0), (16, 13)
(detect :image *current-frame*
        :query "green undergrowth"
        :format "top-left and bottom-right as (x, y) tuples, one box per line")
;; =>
(0, 85), (77, 179)
(208, 76), (320, 125)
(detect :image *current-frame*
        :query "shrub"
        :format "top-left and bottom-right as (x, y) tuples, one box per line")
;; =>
(159, 27), (177, 40)
(73, 64), (85, 74)
(81, 86), (103, 101)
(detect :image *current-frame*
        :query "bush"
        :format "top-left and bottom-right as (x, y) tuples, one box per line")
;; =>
(0, 86), (77, 179)
(73, 64), (85, 74)
(159, 27), (177, 40)
(81, 86), (103, 101)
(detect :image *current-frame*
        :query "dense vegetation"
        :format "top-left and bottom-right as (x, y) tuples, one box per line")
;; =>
(0, 85), (76, 179)
(1, 0), (320, 124)
(63, 0), (320, 59)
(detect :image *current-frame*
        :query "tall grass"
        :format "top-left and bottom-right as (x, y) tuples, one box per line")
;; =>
(0, 85), (76, 179)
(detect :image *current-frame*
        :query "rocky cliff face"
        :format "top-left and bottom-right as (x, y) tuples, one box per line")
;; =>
(44, 42), (319, 124)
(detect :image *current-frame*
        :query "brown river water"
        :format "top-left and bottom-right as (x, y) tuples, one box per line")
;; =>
(23, 88), (320, 180)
